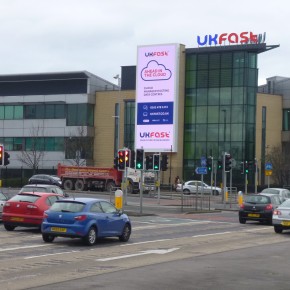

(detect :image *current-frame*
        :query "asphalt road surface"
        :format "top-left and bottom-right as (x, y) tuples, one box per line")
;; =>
(1, 209), (290, 290)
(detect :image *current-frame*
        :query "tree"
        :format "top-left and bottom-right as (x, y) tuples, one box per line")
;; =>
(266, 146), (290, 185)
(17, 125), (45, 174)
(64, 126), (94, 166)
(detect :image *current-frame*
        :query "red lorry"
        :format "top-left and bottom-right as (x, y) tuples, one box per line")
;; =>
(57, 163), (139, 193)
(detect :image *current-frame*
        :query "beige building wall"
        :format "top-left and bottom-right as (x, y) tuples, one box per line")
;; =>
(256, 93), (282, 184)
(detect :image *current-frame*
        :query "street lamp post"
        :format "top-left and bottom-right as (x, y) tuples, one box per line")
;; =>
(113, 74), (121, 155)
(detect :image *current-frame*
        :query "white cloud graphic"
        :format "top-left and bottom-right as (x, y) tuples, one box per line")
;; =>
(141, 60), (172, 81)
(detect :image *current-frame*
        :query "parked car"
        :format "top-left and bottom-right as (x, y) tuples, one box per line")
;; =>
(2, 192), (61, 231)
(176, 180), (222, 196)
(41, 198), (131, 246)
(28, 174), (62, 187)
(0, 191), (9, 221)
(239, 193), (281, 225)
(272, 199), (290, 233)
(261, 188), (290, 202)
(19, 184), (69, 197)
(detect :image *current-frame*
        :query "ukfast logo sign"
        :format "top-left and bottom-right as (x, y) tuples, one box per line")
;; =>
(197, 31), (266, 46)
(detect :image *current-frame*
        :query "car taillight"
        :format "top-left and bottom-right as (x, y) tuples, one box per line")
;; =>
(74, 215), (87, 221)
(4, 202), (11, 207)
(273, 210), (281, 215)
(265, 204), (273, 210)
(240, 204), (245, 209)
(43, 212), (48, 218)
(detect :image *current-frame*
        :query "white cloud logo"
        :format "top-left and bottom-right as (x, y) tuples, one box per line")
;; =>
(141, 60), (172, 81)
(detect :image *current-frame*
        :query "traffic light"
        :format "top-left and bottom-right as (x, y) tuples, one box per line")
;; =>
(118, 149), (125, 170)
(225, 154), (232, 172)
(145, 155), (153, 170)
(217, 160), (222, 170)
(136, 149), (144, 170)
(124, 149), (131, 168)
(153, 154), (160, 171)
(161, 154), (168, 171)
(239, 161), (244, 174)
(114, 156), (118, 169)
(4, 152), (10, 166)
(206, 157), (212, 172)
(0, 144), (3, 165)
(244, 161), (249, 174)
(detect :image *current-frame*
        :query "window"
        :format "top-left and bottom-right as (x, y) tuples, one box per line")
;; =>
(90, 202), (103, 213)
(100, 201), (116, 214)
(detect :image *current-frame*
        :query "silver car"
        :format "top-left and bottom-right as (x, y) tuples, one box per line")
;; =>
(261, 188), (290, 202)
(273, 199), (290, 233)
(176, 180), (221, 196)
(0, 191), (8, 220)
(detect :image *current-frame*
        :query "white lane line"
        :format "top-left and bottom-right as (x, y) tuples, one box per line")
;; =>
(192, 231), (232, 238)
(0, 244), (50, 252)
(121, 238), (172, 246)
(24, 250), (80, 259)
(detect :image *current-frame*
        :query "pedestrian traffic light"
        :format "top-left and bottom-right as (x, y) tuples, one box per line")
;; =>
(145, 155), (153, 170)
(153, 154), (160, 171)
(239, 161), (244, 174)
(118, 149), (125, 170)
(217, 160), (222, 170)
(244, 161), (249, 174)
(161, 154), (168, 171)
(206, 157), (212, 172)
(0, 144), (3, 166)
(225, 153), (232, 172)
(4, 151), (10, 166)
(136, 149), (144, 170)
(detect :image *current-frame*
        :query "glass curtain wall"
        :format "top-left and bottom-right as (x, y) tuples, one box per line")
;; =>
(184, 50), (257, 186)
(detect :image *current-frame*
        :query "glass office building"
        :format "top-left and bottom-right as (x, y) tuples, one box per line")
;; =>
(183, 44), (277, 184)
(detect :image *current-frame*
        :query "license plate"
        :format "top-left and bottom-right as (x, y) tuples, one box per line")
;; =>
(51, 227), (67, 233)
(248, 213), (260, 217)
(10, 217), (24, 221)
(281, 221), (290, 226)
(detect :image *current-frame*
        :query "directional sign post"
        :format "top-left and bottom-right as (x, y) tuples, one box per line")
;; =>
(195, 167), (207, 175)
(265, 162), (273, 188)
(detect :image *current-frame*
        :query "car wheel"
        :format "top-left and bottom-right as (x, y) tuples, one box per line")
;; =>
(274, 225), (283, 234)
(239, 217), (246, 224)
(75, 179), (85, 191)
(63, 179), (74, 190)
(4, 224), (16, 231)
(83, 226), (97, 246)
(42, 234), (55, 243)
(183, 189), (190, 195)
(119, 223), (131, 242)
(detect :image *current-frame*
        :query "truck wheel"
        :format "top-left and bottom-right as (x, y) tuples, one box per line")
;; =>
(127, 182), (133, 194)
(63, 179), (74, 190)
(75, 179), (85, 191)
(106, 181), (116, 192)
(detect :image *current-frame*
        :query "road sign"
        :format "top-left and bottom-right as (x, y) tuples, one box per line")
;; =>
(265, 162), (272, 170)
(201, 156), (206, 167)
(265, 170), (272, 176)
(195, 167), (207, 174)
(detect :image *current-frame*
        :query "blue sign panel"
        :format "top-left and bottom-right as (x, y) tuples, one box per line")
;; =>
(265, 162), (273, 170)
(137, 102), (174, 125)
(195, 167), (207, 175)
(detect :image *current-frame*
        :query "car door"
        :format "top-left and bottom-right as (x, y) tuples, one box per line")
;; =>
(99, 201), (124, 235)
(187, 181), (198, 193)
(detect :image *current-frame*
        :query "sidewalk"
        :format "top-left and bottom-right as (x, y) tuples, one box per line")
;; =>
(122, 192), (239, 218)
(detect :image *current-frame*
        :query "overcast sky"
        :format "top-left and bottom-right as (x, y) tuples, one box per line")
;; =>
(0, 0), (288, 86)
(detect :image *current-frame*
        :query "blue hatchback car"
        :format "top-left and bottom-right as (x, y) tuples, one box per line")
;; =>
(41, 198), (131, 246)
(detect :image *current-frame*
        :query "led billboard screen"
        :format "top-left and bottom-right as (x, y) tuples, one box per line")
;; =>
(135, 44), (180, 152)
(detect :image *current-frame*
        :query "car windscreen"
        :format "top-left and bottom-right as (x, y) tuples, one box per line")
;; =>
(0, 192), (7, 201)
(279, 199), (290, 208)
(9, 194), (40, 203)
(261, 189), (279, 195)
(244, 195), (270, 204)
(20, 187), (47, 193)
(50, 201), (85, 213)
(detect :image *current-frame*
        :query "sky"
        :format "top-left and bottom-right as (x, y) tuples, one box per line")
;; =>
(0, 0), (288, 86)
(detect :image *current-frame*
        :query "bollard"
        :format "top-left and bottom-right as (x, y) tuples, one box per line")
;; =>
(115, 189), (123, 210)
(238, 191), (243, 206)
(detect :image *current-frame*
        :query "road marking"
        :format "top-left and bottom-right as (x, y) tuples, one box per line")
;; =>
(121, 239), (172, 246)
(0, 244), (50, 252)
(192, 231), (232, 238)
(24, 250), (80, 259)
(96, 248), (179, 262)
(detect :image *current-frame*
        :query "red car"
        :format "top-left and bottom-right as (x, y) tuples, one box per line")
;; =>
(2, 192), (61, 231)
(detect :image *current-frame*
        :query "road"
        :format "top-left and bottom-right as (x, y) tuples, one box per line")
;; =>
(1, 190), (290, 289)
